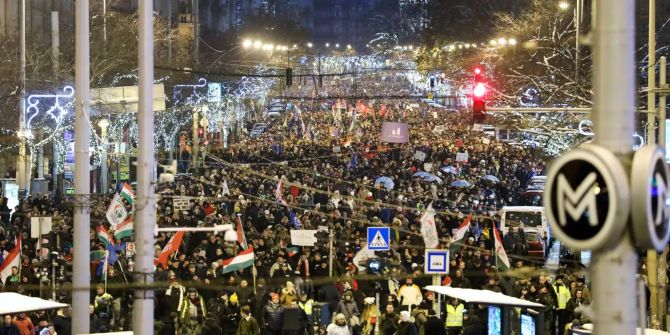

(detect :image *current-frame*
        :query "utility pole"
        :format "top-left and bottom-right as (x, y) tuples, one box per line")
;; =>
(193, 0), (199, 64)
(72, 0), (91, 332)
(167, 0), (172, 62)
(51, 11), (60, 193)
(575, 0), (583, 82)
(328, 229), (334, 278)
(647, 0), (659, 327)
(659, 55), (668, 330)
(591, 0), (638, 334)
(17, 0), (27, 198)
(133, 0), (156, 333)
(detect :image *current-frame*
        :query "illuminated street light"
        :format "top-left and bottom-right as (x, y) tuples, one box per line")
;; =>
(409, 45), (414, 50)
(559, 1), (569, 10)
(347, 44), (352, 49)
(490, 39), (497, 46)
(458, 44), (463, 49)
(292, 44), (297, 48)
(465, 43), (471, 49)
(498, 38), (507, 45)
(307, 42), (313, 48)
(508, 38), (518, 46)
(335, 43), (340, 48)
(325, 43), (330, 47)
(254, 40), (262, 49)
(242, 39), (252, 49)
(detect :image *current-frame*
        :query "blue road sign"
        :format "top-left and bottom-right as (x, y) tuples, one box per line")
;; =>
(367, 227), (390, 251)
(425, 249), (449, 274)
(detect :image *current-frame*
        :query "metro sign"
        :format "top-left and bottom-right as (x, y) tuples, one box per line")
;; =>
(631, 146), (670, 250)
(544, 145), (629, 250)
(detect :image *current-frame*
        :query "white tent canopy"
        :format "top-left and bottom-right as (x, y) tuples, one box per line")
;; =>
(425, 285), (545, 309)
(0, 292), (68, 314)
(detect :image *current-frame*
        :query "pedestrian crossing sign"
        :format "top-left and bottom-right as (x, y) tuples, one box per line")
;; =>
(367, 227), (390, 251)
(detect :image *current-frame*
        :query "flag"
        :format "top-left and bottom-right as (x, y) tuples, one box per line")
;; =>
(156, 231), (185, 269)
(120, 183), (135, 204)
(450, 214), (472, 252)
(106, 194), (129, 229)
(97, 225), (114, 247)
(493, 226), (511, 272)
(286, 246), (299, 257)
(220, 248), (255, 274)
(348, 153), (359, 170)
(236, 215), (248, 249)
(419, 203), (439, 248)
(221, 180), (230, 196)
(114, 216), (134, 240)
(275, 177), (288, 206)
(91, 249), (107, 261)
(0, 235), (21, 285)
(289, 209), (301, 229)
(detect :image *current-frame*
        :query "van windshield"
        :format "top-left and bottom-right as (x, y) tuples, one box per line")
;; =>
(504, 211), (543, 229)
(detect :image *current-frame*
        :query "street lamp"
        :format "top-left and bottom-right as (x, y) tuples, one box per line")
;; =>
(242, 39), (252, 48)
(307, 42), (313, 48)
(253, 40), (262, 49)
(325, 43), (330, 48)
(335, 43), (340, 48)
(559, 1), (569, 10)
(508, 38), (518, 46)
(489, 39), (498, 46)
(346, 44), (352, 49)
(497, 37), (507, 45)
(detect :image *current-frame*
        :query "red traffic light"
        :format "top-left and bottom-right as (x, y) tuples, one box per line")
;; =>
(473, 83), (487, 98)
(474, 67), (482, 75)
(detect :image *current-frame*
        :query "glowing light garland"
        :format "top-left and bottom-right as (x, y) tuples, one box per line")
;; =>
(25, 86), (75, 128)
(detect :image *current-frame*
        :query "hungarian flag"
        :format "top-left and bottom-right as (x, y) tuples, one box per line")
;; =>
(450, 214), (472, 252)
(275, 177), (288, 206)
(120, 183), (135, 205)
(156, 231), (185, 269)
(220, 248), (255, 274)
(493, 226), (511, 272)
(0, 235), (21, 285)
(114, 216), (134, 240)
(97, 225), (114, 247)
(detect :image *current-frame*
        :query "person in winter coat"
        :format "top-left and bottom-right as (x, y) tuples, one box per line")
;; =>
(552, 275), (572, 334)
(262, 293), (284, 335)
(326, 314), (351, 335)
(379, 304), (398, 335)
(201, 314), (223, 335)
(462, 313), (485, 335)
(237, 305), (261, 335)
(397, 277), (422, 310)
(423, 309), (446, 335)
(410, 303), (428, 335)
(52, 308), (71, 335)
(0, 315), (20, 335)
(179, 288), (207, 334)
(361, 297), (379, 335)
(336, 291), (360, 328)
(445, 298), (465, 335)
(396, 311), (418, 335)
(157, 313), (179, 335)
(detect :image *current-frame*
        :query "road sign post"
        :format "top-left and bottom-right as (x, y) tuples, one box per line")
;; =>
(425, 249), (449, 315)
(631, 146), (670, 251)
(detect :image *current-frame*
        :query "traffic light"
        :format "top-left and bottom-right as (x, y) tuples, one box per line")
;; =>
(286, 68), (293, 86)
(472, 67), (487, 122)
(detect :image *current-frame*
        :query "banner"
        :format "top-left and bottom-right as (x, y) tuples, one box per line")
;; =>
(290, 230), (318, 246)
(380, 122), (409, 143)
(106, 194), (128, 229)
(414, 151), (427, 162)
(420, 204), (439, 248)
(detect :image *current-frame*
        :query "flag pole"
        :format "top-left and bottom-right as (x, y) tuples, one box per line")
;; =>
(116, 259), (128, 284)
(104, 250), (109, 292)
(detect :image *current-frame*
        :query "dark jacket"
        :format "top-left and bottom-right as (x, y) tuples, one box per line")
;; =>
(0, 324), (20, 335)
(201, 317), (224, 335)
(396, 321), (418, 335)
(53, 313), (72, 335)
(237, 316), (261, 335)
(462, 315), (485, 335)
(262, 303), (284, 331)
(423, 316), (446, 335)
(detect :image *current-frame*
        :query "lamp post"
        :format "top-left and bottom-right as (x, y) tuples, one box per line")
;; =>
(98, 119), (109, 194)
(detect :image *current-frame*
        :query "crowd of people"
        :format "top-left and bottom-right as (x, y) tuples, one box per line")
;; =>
(0, 80), (603, 335)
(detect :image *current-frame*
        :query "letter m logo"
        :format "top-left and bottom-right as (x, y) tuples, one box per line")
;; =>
(556, 172), (599, 226)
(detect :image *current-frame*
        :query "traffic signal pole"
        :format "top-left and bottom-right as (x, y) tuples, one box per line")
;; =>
(590, 0), (638, 334)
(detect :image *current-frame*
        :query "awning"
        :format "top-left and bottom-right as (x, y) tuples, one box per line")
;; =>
(424, 285), (545, 309)
(0, 292), (69, 314)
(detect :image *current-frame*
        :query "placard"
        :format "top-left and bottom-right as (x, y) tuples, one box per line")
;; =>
(173, 198), (191, 211)
(433, 125), (445, 134)
(30, 217), (53, 238)
(482, 137), (491, 145)
(414, 151), (427, 162)
(472, 124), (484, 131)
(290, 230), (318, 246)
(455, 152), (469, 162)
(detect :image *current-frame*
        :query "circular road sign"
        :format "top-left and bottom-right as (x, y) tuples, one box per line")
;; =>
(631, 145), (670, 251)
(543, 145), (629, 251)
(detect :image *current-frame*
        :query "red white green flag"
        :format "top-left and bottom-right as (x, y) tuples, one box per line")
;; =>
(493, 226), (511, 272)
(220, 248), (255, 274)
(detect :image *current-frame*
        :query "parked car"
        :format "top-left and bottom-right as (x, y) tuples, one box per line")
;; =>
(526, 231), (545, 260)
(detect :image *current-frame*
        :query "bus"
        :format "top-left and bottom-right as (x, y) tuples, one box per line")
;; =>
(498, 206), (547, 237)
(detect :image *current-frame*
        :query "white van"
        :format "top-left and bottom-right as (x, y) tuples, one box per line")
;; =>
(498, 206), (547, 237)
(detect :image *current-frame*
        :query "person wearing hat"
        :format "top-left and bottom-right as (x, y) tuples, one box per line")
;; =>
(335, 290), (360, 331)
(552, 274), (572, 334)
(179, 288), (206, 333)
(396, 310), (417, 335)
(262, 293), (284, 335)
(326, 313), (351, 335)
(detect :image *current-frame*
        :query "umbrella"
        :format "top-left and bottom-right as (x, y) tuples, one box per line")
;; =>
(423, 175), (443, 183)
(451, 180), (471, 188)
(374, 176), (395, 190)
(441, 166), (458, 174)
(482, 175), (500, 183)
(413, 171), (431, 178)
